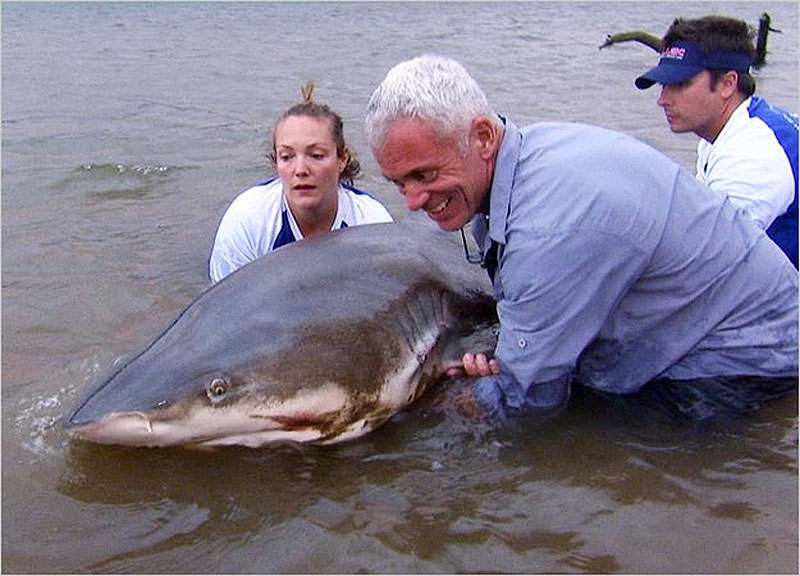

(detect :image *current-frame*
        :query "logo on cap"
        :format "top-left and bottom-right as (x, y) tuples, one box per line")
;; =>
(661, 46), (686, 60)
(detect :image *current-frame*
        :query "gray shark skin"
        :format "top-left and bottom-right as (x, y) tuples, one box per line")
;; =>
(67, 220), (498, 448)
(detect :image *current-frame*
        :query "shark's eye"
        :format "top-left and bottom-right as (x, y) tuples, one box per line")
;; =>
(206, 378), (229, 404)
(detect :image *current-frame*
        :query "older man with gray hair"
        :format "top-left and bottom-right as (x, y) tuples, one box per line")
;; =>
(366, 54), (797, 421)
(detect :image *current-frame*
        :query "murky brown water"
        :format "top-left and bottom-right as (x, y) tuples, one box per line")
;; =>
(3, 2), (797, 573)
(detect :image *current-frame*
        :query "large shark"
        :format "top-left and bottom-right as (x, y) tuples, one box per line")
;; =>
(67, 220), (498, 448)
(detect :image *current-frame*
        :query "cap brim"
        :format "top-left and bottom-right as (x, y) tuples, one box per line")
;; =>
(635, 63), (704, 90)
(634, 73), (658, 90)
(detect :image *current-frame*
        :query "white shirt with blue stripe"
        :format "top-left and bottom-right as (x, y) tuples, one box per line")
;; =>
(209, 178), (393, 282)
(697, 96), (798, 266)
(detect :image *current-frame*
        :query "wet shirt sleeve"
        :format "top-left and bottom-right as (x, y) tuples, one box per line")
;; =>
(473, 227), (649, 417)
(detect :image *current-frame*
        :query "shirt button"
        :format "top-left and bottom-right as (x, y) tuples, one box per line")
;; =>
(517, 338), (527, 348)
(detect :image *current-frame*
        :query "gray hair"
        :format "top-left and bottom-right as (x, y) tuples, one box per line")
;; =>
(365, 55), (499, 154)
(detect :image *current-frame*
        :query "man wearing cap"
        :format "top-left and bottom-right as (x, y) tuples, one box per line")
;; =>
(636, 16), (798, 267)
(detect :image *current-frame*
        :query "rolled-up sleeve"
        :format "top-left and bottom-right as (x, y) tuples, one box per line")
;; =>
(473, 371), (571, 419)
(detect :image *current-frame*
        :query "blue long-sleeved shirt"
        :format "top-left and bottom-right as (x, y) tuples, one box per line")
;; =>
(471, 120), (798, 418)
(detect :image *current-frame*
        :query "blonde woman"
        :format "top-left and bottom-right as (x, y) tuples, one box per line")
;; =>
(209, 84), (393, 282)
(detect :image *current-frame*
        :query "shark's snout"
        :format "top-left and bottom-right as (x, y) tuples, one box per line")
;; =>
(68, 411), (156, 446)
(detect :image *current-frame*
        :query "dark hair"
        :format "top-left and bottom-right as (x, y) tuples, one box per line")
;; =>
(663, 16), (756, 96)
(269, 82), (361, 185)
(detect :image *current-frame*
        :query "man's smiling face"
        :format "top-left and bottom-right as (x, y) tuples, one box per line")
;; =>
(373, 117), (495, 231)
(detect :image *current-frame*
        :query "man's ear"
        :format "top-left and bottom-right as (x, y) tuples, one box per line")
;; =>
(719, 70), (740, 99)
(471, 116), (501, 160)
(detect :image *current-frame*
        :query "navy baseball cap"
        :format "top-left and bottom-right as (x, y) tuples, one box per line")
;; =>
(635, 40), (752, 89)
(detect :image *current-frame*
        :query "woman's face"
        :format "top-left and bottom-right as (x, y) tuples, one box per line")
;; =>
(274, 115), (346, 215)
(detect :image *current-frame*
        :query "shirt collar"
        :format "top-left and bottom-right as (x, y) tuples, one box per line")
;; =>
(487, 116), (522, 244)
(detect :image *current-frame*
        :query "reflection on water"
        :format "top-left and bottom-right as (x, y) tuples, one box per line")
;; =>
(3, 1), (798, 573)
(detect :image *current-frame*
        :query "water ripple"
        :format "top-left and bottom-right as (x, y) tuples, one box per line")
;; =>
(76, 162), (185, 177)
